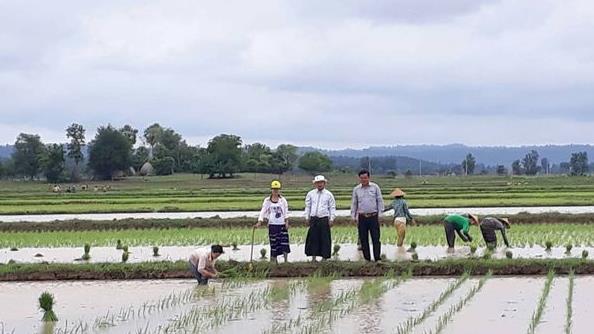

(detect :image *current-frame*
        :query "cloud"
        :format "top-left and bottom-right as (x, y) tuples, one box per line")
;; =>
(1, 0), (594, 148)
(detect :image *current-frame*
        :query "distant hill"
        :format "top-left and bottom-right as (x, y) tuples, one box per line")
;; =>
(0, 145), (13, 159)
(299, 144), (594, 166)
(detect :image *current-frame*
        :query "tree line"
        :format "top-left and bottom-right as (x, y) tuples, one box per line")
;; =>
(0, 123), (338, 182)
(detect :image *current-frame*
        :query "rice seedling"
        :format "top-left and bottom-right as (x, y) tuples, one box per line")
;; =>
(486, 244), (496, 252)
(122, 245), (129, 253)
(527, 270), (555, 334)
(116, 240), (123, 250)
(545, 240), (553, 251)
(482, 250), (492, 259)
(469, 245), (477, 255)
(231, 241), (239, 250)
(565, 244), (573, 254)
(82, 244), (91, 261)
(582, 249), (589, 259)
(411, 253), (419, 261)
(332, 244), (341, 257)
(407, 241), (418, 252)
(122, 251), (129, 263)
(395, 272), (470, 334)
(565, 270), (574, 334)
(9, 247), (18, 251)
(426, 271), (492, 334)
(39, 291), (58, 322)
(260, 248), (267, 259)
(506, 250), (513, 259)
(34, 253), (44, 257)
(152, 246), (159, 257)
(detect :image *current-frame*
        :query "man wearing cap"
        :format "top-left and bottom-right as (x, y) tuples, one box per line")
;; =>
(351, 169), (384, 261)
(188, 244), (224, 285)
(443, 214), (479, 251)
(383, 188), (415, 247)
(479, 217), (511, 248)
(304, 175), (336, 261)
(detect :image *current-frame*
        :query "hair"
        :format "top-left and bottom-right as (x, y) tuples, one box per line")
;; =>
(211, 244), (224, 254)
(358, 169), (370, 177)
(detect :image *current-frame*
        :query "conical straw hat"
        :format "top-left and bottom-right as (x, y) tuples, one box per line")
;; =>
(390, 188), (406, 197)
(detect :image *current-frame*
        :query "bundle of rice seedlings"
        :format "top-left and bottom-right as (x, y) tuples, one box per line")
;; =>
(39, 292), (58, 322)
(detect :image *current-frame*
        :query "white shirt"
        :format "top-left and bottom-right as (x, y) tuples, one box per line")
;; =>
(304, 188), (337, 222)
(257, 196), (289, 225)
(189, 248), (216, 271)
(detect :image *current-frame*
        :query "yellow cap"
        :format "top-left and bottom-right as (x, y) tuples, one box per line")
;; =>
(271, 180), (282, 189)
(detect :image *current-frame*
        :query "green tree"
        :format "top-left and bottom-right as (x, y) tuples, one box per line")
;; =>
(511, 159), (523, 175)
(271, 144), (298, 175)
(119, 125), (138, 146)
(143, 123), (163, 156)
(461, 153), (476, 175)
(541, 157), (550, 175)
(88, 125), (133, 180)
(66, 123), (86, 168)
(42, 144), (66, 183)
(496, 165), (507, 176)
(298, 151), (332, 175)
(153, 156), (176, 175)
(12, 133), (46, 179)
(131, 146), (150, 171)
(205, 134), (243, 178)
(569, 152), (589, 176)
(522, 150), (540, 175)
(243, 143), (273, 172)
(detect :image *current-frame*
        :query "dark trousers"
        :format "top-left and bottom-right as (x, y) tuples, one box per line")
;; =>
(188, 261), (208, 285)
(305, 217), (332, 259)
(358, 214), (381, 261)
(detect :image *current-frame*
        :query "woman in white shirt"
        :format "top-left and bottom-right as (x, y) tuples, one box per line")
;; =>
(255, 180), (291, 263)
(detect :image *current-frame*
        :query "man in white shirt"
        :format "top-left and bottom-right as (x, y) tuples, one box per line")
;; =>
(351, 169), (384, 261)
(304, 175), (336, 261)
(188, 245), (224, 285)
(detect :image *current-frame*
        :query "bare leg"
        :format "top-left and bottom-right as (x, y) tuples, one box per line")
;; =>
(283, 253), (288, 263)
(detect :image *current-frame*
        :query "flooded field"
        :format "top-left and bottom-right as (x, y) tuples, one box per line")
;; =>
(2, 244), (592, 265)
(1, 276), (592, 334)
(2, 205), (594, 222)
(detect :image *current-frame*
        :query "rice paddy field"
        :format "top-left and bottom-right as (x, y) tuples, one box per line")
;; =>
(1, 174), (594, 333)
(1, 173), (594, 215)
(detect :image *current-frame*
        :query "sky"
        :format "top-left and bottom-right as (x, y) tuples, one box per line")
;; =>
(1, 0), (594, 149)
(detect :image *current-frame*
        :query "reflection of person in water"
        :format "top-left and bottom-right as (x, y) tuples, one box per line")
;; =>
(256, 180), (291, 263)
(479, 217), (511, 248)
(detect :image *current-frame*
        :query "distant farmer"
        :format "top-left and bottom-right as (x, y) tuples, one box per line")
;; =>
(479, 217), (511, 248)
(443, 214), (479, 250)
(351, 169), (384, 261)
(304, 175), (336, 262)
(255, 180), (291, 264)
(383, 188), (415, 247)
(188, 245), (224, 285)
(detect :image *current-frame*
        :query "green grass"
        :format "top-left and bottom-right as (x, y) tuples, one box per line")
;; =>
(0, 174), (594, 214)
(2, 223), (593, 248)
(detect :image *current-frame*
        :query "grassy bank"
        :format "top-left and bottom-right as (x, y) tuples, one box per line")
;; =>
(2, 223), (593, 248)
(0, 174), (594, 214)
(1, 258), (592, 281)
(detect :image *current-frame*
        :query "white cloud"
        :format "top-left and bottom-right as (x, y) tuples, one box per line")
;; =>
(1, 0), (594, 148)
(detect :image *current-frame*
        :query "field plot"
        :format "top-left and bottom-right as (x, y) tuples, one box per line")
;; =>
(1, 275), (592, 334)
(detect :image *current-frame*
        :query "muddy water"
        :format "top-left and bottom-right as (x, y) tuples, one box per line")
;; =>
(440, 277), (544, 334)
(2, 205), (593, 222)
(2, 244), (591, 264)
(571, 276), (594, 334)
(537, 277), (569, 334)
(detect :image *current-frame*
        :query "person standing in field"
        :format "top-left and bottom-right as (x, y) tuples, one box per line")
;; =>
(443, 214), (479, 251)
(304, 175), (336, 262)
(351, 169), (385, 261)
(255, 180), (291, 263)
(188, 244), (224, 285)
(383, 188), (415, 247)
(479, 217), (511, 248)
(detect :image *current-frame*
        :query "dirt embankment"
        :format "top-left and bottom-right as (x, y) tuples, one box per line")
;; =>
(1, 258), (593, 281)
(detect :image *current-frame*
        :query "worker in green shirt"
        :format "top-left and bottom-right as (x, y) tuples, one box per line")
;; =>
(443, 214), (479, 250)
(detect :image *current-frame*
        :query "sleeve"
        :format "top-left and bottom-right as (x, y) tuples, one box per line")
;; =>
(501, 228), (510, 247)
(350, 188), (358, 219)
(304, 192), (311, 219)
(376, 184), (385, 214)
(257, 198), (268, 222)
(329, 192), (337, 222)
(404, 201), (413, 220)
(457, 229), (470, 242)
(283, 198), (289, 221)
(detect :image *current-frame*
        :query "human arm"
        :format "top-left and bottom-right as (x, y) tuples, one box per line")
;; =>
(403, 201), (413, 221)
(328, 192), (337, 226)
(350, 187), (358, 220)
(375, 184), (385, 214)
(255, 198), (269, 227)
(304, 192), (311, 224)
(283, 198), (290, 229)
(500, 228), (510, 247)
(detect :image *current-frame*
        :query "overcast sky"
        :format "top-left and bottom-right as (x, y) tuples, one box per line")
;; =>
(1, 0), (594, 149)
